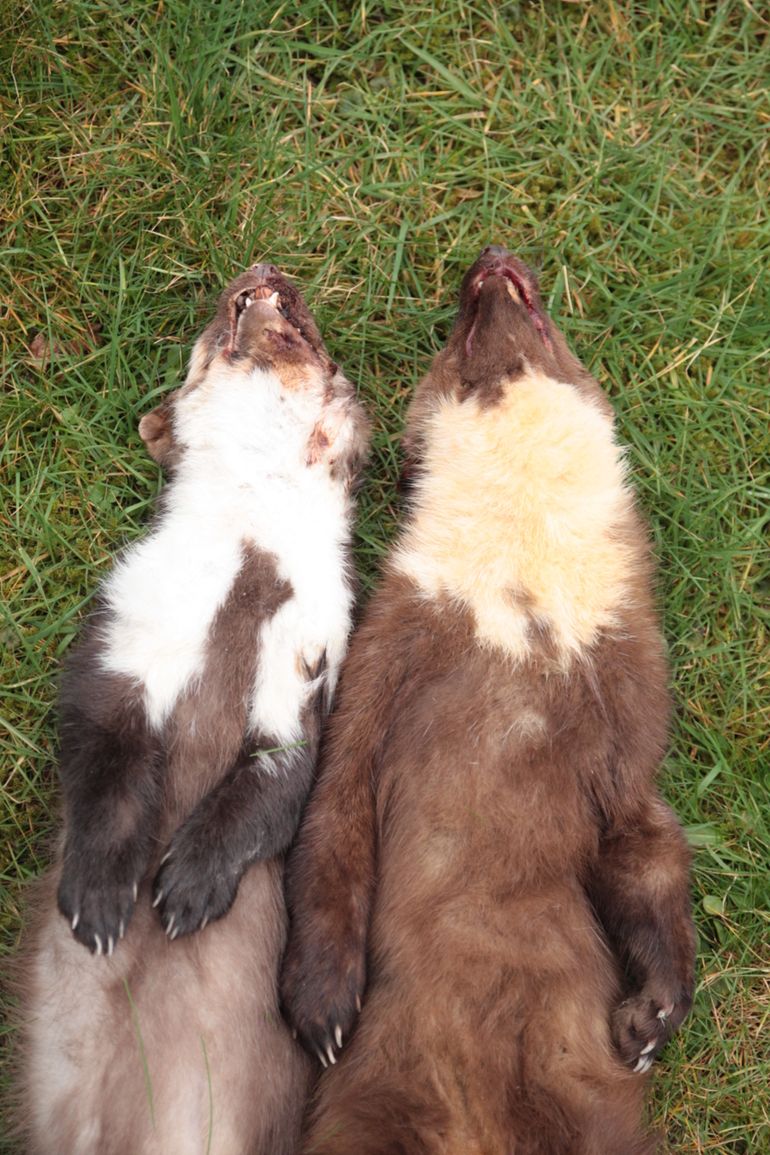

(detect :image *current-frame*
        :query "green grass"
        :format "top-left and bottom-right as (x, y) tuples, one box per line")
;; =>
(2, 1), (768, 1149)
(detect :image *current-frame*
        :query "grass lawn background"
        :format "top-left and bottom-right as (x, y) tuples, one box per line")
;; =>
(1, 1), (768, 1149)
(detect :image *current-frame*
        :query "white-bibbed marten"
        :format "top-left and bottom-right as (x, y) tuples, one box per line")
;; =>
(281, 247), (695, 1155)
(16, 265), (369, 1155)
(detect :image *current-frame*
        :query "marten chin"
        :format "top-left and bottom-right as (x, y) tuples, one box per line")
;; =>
(281, 245), (695, 1155)
(14, 264), (369, 1155)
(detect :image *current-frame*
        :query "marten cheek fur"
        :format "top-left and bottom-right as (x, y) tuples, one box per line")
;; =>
(13, 264), (369, 1155)
(281, 246), (695, 1155)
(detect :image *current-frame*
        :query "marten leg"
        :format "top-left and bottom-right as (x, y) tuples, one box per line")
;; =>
(279, 723), (377, 1068)
(151, 732), (318, 938)
(587, 796), (695, 1071)
(280, 611), (414, 1067)
(56, 672), (163, 954)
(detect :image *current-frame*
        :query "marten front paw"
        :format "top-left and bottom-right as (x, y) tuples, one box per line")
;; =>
(280, 935), (365, 1068)
(151, 832), (241, 939)
(612, 986), (692, 1072)
(57, 844), (141, 955)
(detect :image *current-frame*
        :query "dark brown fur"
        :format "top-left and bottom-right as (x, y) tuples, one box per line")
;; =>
(281, 247), (695, 1154)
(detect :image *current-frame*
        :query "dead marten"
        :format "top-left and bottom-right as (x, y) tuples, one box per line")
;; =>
(280, 246), (695, 1155)
(16, 265), (369, 1155)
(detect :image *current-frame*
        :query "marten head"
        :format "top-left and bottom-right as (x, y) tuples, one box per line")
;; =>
(139, 265), (363, 473)
(402, 246), (611, 475)
(187, 263), (336, 383)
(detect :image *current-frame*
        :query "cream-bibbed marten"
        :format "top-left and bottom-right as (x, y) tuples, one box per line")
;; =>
(281, 246), (695, 1154)
(17, 265), (369, 1155)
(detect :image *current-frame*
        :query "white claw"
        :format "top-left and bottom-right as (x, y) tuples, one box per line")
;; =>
(71, 912), (80, 932)
(317, 1050), (328, 1069)
(335, 1025), (343, 1049)
(634, 1055), (654, 1074)
(107, 936), (114, 957)
(640, 1040), (656, 1056)
(133, 881), (138, 902)
(326, 1045), (337, 1066)
(170, 927), (179, 941)
(152, 890), (163, 908)
(94, 934), (103, 956)
(119, 920), (125, 939)
(355, 994), (362, 1013)
(166, 915), (175, 938)
(200, 917), (208, 931)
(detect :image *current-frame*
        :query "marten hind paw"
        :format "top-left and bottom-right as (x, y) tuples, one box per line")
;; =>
(612, 987), (692, 1072)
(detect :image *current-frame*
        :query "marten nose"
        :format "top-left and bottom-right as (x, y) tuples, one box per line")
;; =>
(482, 244), (509, 260)
(250, 262), (279, 278)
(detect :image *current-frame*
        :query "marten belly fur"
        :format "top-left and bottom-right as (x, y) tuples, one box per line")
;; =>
(281, 247), (695, 1155)
(15, 265), (368, 1155)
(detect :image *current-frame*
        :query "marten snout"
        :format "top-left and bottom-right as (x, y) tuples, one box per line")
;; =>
(459, 245), (550, 355)
(433, 245), (557, 395)
(233, 294), (303, 358)
(225, 275), (321, 375)
(179, 263), (337, 392)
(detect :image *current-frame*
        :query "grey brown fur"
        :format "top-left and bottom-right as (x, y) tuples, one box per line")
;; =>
(14, 264), (368, 1155)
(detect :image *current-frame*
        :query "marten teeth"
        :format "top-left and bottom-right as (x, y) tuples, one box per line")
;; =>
(237, 288), (281, 315)
(252, 287), (280, 305)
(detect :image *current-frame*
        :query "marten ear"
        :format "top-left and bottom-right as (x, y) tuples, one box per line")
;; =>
(139, 397), (177, 469)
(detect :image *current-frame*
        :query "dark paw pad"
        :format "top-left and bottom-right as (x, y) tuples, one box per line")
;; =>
(57, 851), (140, 956)
(612, 988), (692, 1072)
(151, 836), (241, 940)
